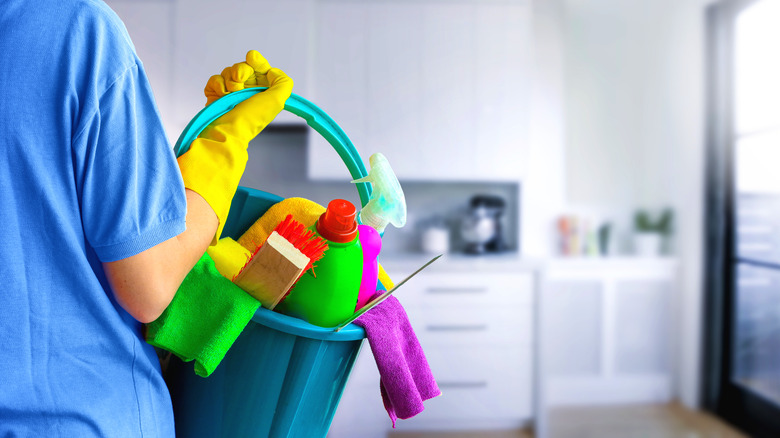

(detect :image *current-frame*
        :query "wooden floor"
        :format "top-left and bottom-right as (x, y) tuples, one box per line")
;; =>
(546, 403), (748, 438)
(389, 403), (747, 438)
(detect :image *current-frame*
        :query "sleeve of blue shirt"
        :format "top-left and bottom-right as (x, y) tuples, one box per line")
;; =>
(74, 60), (187, 263)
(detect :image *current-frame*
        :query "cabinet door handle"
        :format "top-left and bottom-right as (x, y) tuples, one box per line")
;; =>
(438, 381), (488, 389)
(427, 324), (488, 332)
(426, 287), (488, 295)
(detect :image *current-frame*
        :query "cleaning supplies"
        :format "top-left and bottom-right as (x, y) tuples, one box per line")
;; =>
(177, 50), (293, 244)
(351, 153), (407, 234)
(146, 253), (260, 377)
(237, 196), (397, 296)
(356, 224), (382, 311)
(233, 215), (327, 310)
(274, 199), (364, 327)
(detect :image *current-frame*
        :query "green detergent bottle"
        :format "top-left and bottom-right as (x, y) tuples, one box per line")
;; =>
(275, 199), (364, 327)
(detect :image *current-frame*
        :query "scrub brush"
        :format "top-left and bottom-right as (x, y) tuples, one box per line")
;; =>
(233, 214), (328, 310)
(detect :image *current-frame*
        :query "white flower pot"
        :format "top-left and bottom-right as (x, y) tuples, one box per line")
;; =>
(634, 232), (663, 257)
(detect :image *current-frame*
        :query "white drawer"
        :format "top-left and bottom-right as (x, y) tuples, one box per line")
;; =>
(336, 346), (532, 432)
(405, 305), (533, 347)
(330, 376), (391, 437)
(393, 272), (535, 309)
(417, 346), (532, 422)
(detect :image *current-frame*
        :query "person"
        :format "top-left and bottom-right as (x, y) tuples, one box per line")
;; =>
(0, 0), (292, 435)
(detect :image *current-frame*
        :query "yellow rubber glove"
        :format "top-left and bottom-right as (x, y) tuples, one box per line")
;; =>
(203, 50), (280, 105)
(177, 50), (294, 244)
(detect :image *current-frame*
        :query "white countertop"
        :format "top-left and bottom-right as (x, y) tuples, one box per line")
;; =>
(378, 251), (542, 273)
(378, 252), (678, 274)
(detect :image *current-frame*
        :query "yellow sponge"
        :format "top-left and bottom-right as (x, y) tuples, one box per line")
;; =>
(238, 197), (326, 251)
(206, 237), (251, 280)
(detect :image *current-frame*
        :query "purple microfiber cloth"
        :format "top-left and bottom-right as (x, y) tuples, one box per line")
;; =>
(353, 294), (441, 427)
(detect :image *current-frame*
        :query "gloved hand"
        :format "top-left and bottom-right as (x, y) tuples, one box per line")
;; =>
(203, 50), (284, 105)
(177, 50), (294, 244)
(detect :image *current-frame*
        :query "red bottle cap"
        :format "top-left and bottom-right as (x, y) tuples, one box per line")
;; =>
(317, 199), (358, 243)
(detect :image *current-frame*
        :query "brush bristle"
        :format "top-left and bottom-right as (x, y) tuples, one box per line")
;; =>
(273, 214), (328, 272)
(270, 215), (329, 304)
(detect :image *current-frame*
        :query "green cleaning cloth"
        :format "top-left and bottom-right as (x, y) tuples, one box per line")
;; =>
(146, 253), (260, 377)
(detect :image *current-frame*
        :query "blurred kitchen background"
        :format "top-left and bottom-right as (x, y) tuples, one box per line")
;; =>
(106, 0), (780, 436)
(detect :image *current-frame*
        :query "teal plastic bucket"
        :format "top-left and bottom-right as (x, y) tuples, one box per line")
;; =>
(166, 302), (365, 438)
(166, 89), (371, 437)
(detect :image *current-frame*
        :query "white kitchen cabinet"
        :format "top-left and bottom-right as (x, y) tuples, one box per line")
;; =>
(106, 0), (313, 141)
(538, 258), (679, 407)
(172, 0), (313, 130)
(328, 263), (535, 437)
(309, 0), (531, 182)
(307, 1), (370, 181)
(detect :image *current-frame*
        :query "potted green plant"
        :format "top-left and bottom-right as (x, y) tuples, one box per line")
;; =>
(633, 208), (673, 256)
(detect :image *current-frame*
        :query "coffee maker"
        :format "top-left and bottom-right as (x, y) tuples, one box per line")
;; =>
(459, 195), (507, 254)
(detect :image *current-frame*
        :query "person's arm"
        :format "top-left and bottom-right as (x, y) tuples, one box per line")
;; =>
(102, 50), (293, 323)
(103, 190), (217, 323)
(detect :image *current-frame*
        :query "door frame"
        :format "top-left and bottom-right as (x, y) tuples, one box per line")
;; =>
(702, 0), (780, 435)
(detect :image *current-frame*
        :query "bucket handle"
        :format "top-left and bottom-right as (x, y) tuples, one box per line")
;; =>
(173, 88), (372, 208)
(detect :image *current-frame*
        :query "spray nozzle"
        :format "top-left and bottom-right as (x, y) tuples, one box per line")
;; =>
(351, 153), (407, 234)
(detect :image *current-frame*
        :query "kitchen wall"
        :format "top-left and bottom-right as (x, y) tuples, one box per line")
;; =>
(524, 1), (710, 409)
(521, 0), (568, 257)
(557, 0), (711, 408)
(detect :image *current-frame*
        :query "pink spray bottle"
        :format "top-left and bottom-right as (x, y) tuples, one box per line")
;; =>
(356, 225), (381, 310)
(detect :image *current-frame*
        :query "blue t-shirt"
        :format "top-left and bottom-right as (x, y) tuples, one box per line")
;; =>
(0, 0), (186, 436)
